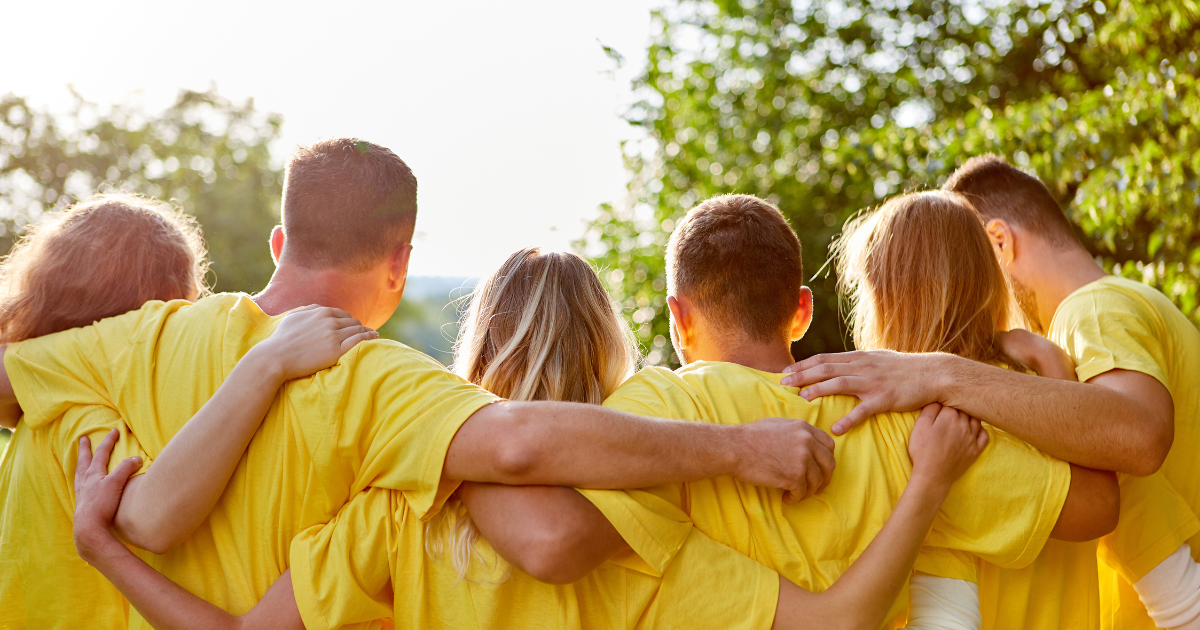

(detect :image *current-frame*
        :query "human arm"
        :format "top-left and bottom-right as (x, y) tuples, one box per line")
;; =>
(72, 430), (305, 630)
(113, 306), (377, 553)
(771, 404), (988, 630)
(781, 351), (1172, 476)
(445, 405), (836, 504)
(457, 482), (629, 584)
(997, 329), (1078, 381)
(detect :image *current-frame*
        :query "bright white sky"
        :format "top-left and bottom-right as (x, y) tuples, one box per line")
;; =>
(4, 0), (658, 277)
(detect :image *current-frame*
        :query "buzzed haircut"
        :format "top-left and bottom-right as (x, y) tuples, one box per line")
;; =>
(281, 138), (418, 271)
(943, 154), (1078, 247)
(667, 194), (803, 342)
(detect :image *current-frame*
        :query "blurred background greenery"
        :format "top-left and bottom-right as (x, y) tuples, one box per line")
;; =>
(581, 0), (1200, 365)
(0, 0), (1197, 390)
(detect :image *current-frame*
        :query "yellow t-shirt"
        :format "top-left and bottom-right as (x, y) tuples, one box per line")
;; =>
(0, 405), (148, 630)
(1048, 276), (1200, 630)
(4, 294), (499, 630)
(583, 362), (1072, 624)
(289, 487), (780, 630)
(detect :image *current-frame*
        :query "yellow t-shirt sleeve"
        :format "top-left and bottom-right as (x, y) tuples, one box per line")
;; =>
(638, 528), (780, 630)
(913, 546), (980, 583)
(5, 326), (116, 428)
(581, 374), (697, 576)
(1052, 287), (1169, 386)
(57, 406), (152, 506)
(342, 344), (500, 520)
(290, 488), (397, 630)
(926, 426), (1071, 570)
(1099, 471), (1200, 582)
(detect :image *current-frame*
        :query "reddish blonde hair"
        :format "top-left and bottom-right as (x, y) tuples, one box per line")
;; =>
(834, 190), (1023, 362)
(0, 193), (209, 343)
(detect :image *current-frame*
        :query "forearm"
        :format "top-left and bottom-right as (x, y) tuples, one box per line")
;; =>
(446, 402), (735, 487)
(80, 535), (242, 630)
(114, 350), (285, 552)
(935, 355), (1167, 474)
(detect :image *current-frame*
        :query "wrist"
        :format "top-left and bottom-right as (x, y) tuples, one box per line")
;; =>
(241, 345), (287, 386)
(931, 354), (961, 405)
(720, 425), (746, 479)
(907, 470), (953, 503)
(76, 525), (126, 566)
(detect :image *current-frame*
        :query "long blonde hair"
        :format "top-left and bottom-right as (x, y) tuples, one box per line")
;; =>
(425, 247), (640, 579)
(834, 190), (1024, 361)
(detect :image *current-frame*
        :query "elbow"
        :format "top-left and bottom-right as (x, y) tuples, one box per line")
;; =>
(511, 519), (596, 585)
(1128, 425), (1172, 478)
(489, 405), (545, 484)
(113, 513), (183, 556)
(1069, 471), (1121, 542)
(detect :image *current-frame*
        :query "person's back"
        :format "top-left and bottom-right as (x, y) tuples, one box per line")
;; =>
(0, 193), (207, 630)
(578, 194), (1111, 627)
(593, 361), (1066, 617)
(8, 292), (497, 625)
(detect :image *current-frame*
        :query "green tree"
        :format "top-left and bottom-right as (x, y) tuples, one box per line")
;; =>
(582, 0), (1200, 365)
(0, 88), (284, 292)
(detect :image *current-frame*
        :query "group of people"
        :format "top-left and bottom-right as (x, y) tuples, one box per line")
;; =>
(0, 136), (1196, 630)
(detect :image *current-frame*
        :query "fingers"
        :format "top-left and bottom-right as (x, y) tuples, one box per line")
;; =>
(831, 402), (875, 436)
(91, 428), (121, 474)
(339, 329), (380, 352)
(811, 441), (837, 493)
(104, 456), (143, 492)
(808, 425), (836, 452)
(76, 435), (93, 482)
(782, 351), (860, 374)
(975, 427), (990, 453)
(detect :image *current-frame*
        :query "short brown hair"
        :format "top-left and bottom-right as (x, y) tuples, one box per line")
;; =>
(281, 138), (417, 271)
(943, 154), (1077, 247)
(667, 194), (803, 342)
(835, 190), (1021, 362)
(0, 193), (209, 343)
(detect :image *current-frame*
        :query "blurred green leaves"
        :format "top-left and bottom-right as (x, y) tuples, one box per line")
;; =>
(581, 0), (1200, 365)
(0, 88), (283, 293)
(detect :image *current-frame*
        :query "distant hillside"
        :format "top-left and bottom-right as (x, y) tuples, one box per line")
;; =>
(378, 276), (478, 366)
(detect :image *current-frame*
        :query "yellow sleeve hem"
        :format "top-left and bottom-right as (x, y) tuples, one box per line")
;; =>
(1012, 459), (1074, 569)
(4, 342), (45, 425)
(1102, 514), (1200, 583)
(411, 396), (499, 521)
(289, 529), (333, 630)
(1075, 354), (1170, 392)
(749, 562), (781, 630)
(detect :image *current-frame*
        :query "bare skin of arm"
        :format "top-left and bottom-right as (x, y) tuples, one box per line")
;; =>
(73, 405), (984, 630)
(458, 483), (629, 584)
(113, 306), (377, 554)
(445, 405), (837, 503)
(781, 350), (1173, 476)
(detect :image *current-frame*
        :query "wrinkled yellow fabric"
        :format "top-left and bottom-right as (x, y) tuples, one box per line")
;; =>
(289, 487), (780, 630)
(0, 405), (148, 630)
(4, 294), (499, 630)
(1049, 276), (1200, 630)
(583, 362), (1072, 624)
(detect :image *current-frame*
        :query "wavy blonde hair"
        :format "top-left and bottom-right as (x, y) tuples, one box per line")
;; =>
(0, 193), (208, 344)
(425, 247), (640, 580)
(834, 190), (1024, 361)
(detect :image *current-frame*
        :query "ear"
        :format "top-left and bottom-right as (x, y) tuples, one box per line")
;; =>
(985, 219), (1015, 266)
(385, 243), (414, 294)
(789, 287), (814, 341)
(667, 295), (695, 350)
(270, 226), (285, 265)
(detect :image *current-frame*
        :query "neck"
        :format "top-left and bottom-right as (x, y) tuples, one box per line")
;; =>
(688, 336), (798, 373)
(253, 263), (396, 328)
(1029, 246), (1106, 330)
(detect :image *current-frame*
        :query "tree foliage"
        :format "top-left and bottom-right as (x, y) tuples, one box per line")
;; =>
(582, 0), (1200, 365)
(0, 89), (284, 293)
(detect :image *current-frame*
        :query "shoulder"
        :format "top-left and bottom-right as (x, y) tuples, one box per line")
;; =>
(604, 366), (688, 416)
